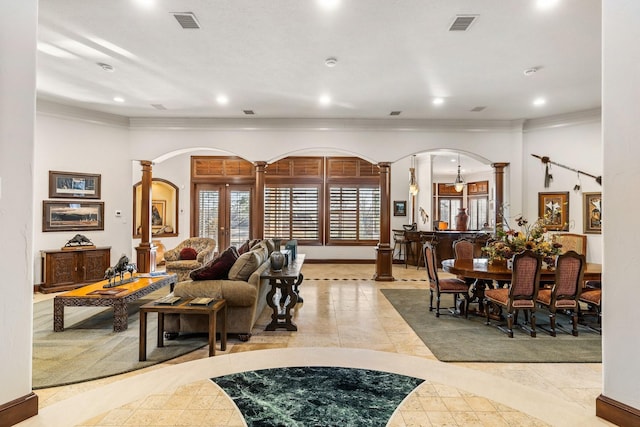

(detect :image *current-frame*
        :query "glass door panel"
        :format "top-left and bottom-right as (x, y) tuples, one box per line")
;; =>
(228, 188), (251, 248)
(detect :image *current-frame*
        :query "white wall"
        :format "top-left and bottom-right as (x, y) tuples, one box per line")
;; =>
(602, 0), (640, 410)
(0, 0), (37, 408)
(523, 114), (603, 263)
(34, 112), (132, 283)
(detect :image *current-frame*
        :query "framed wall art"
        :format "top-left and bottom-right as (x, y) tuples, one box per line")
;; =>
(583, 192), (602, 234)
(393, 200), (407, 216)
(538, 191), (569, 231)
(43, 201), (104, 232)
(49, 171), (101, 199)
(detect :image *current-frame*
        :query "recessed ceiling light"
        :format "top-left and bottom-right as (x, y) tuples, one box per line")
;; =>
(319, 94), (331, 106)
(134, 0), (155, 9)
(533, 97), (546, 106)
(433, 98), (444, 105)
(216, 95), (229, 105)
(318, 0), (340, 11)
(536, 0), (559, 10)
(113, 96), (125, 103)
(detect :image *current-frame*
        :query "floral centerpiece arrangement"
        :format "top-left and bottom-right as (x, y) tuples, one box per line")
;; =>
(483, 215), (562, 267)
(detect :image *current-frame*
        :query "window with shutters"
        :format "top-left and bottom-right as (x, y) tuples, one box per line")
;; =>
(264, 185), (321, 244)
(327, 185), (380, 244)
(325, 157), (380, 245)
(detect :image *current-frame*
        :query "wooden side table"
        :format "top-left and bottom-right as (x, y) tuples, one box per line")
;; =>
(139, 298), (227, 361)
(261, 254), (305, 331)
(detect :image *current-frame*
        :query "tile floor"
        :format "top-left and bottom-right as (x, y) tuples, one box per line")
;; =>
(23, 264), (611, 427)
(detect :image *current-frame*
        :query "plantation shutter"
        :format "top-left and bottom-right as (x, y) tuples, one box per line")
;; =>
(264, 185), (320, 243)
(328, 185), (380, 243)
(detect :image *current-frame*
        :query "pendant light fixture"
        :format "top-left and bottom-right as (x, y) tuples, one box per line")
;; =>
(409, 155), (419, 195)
(454, 154), (465, 192)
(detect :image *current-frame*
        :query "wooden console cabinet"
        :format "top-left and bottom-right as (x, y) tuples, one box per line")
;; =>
(40, 247), (111, 293)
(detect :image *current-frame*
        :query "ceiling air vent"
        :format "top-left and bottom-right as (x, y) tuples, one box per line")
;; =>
(389, 111), (402, 116)
(449, 15), (477, 31)
(172, 12), (200, 29)
(243, 110), (255, 115)
(471, 106), (487, 112)
(151, 104), (167, 110)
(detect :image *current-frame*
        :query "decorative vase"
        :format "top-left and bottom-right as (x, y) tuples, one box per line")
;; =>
(269, 239), (285, 272)
(455, 208), (469, 231)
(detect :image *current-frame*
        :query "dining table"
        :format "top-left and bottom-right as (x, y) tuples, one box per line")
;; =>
(441, 258), (602, 317)
(441, 258), (602, 282)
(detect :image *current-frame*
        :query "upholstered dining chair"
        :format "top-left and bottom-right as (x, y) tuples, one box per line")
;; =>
(579, 283), (602, 334)
(536, 250), (585, 336)
(453, 239), (475, 284)
(484, 250), (542, 338)
(423, 242), (471, 318)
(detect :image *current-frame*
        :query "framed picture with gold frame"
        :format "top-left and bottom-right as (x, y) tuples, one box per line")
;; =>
(538, 192), (569, 231)
(583, 192), (602, 234)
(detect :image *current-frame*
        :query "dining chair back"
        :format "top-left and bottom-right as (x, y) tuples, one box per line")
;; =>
(484, 250), (542, 337)
(423, 242), (470, 317)
(536, 250), (585, 336)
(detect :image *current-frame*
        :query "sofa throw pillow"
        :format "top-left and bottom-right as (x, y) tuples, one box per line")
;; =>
(250, 241), (269, 264)
(180, 247), (198, 260)
(237, 240), (251, 255)
(190, 246), (239, 281)
(228, 251), (261, 281)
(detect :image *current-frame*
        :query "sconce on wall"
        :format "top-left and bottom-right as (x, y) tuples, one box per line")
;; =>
(409, 155), (419, 195)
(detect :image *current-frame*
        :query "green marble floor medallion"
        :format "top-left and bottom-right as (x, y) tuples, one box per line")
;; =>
(212, 366), (423, 426)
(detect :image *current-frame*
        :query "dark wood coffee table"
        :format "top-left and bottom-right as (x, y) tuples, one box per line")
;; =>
(53, 273), (177, 332)
(138, 298), (227, 361)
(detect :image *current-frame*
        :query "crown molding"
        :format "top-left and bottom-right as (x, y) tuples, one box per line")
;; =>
(36, 99), (600, 133)
(36, 99), (130, 128)
(127, 117), (525, 133)
(523, 108), (601, 132)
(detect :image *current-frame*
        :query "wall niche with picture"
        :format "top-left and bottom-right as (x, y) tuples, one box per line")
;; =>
(133, 178), (179, 238)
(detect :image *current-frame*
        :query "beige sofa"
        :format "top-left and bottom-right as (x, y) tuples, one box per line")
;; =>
(163, 256), (271, 341)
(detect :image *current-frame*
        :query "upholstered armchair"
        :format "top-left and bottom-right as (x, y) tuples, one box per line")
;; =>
(164, 237), (217, 282)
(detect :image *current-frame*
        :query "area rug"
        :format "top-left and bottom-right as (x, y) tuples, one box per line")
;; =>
(33, 290), (207, 389)
(381, 289), (601, 363)
(212, 367), (423, 426)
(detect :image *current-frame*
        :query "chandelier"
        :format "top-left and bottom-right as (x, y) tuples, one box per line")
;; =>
(454, 154), (465, 192)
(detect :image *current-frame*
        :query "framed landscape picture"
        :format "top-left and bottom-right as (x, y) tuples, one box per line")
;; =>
(394, 200), (407, 216)
(538, 191), (569, 231)
(43, 201), (104, 232)
(49, 171), (101, 199)
(583, 192), (602, 234)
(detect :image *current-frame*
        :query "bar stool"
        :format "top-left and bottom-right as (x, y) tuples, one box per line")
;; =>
(393, 230), (411, 267)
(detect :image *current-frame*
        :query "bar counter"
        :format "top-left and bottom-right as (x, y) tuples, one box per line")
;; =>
(403, 230), (492, 267)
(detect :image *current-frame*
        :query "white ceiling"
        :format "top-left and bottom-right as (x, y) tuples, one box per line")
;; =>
(37, 0), (601, 122)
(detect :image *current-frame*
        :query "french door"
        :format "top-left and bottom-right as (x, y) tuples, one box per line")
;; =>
(193, 184), (252, 251)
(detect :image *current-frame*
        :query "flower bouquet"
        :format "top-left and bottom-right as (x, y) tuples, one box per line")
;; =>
(483, 216), (562, 268)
